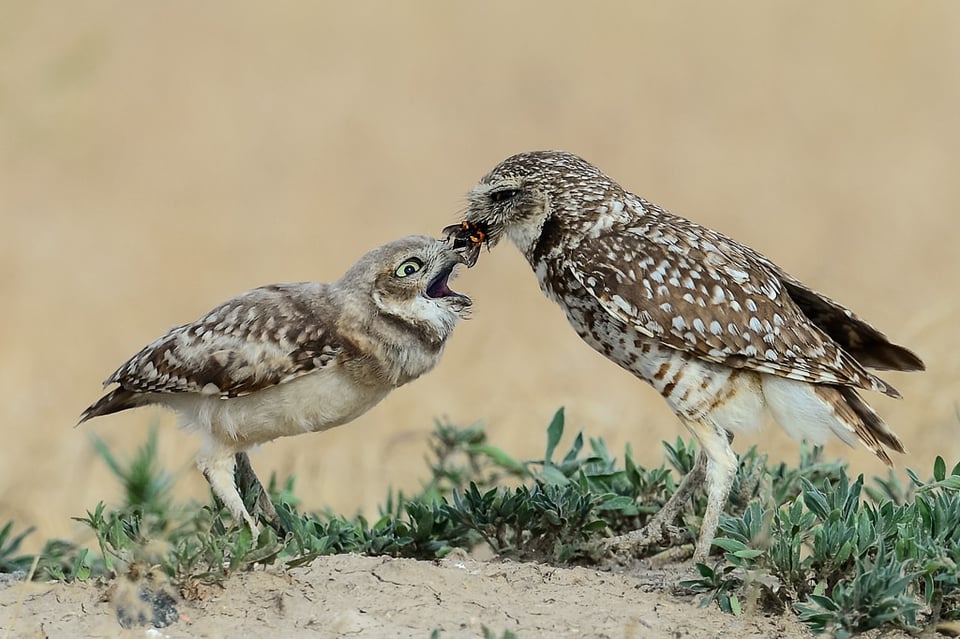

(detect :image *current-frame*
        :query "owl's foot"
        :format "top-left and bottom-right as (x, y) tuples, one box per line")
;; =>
(602, 451), (707, 560)
(234, 452), (282, 533)
(603, 517), (690, 557)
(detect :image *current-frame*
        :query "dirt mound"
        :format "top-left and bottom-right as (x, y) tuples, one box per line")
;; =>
(2, 553), (893, 638)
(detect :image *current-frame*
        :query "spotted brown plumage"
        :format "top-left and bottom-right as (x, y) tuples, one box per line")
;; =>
(566, 214), (902, 397)
(80, 235), (473, 532)
(82, 284), (342, 415)
(448, 150), (923, 563)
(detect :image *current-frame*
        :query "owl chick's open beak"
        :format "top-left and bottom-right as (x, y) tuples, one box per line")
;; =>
(424, 258), (471, 306)
(442, 221), (487, 268)
(425, 267), (458, 299)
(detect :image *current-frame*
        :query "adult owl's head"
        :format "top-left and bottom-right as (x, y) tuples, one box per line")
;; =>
(446, 150), (619, 264)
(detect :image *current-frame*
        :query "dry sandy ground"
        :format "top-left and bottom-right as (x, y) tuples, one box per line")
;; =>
(1, 552), (919, 639)
(1, 2), (958, 636)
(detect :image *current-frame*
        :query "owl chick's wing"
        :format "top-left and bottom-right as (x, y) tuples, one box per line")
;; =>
(105, 283), (342, 399)
(564, 214), (901, 398)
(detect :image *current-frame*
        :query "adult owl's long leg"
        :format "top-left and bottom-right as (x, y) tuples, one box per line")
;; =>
(235, 452), (280, 530)
(605, 423), (737, 563)
(687, 421), (738, 563)
(604, 450), (707, 556)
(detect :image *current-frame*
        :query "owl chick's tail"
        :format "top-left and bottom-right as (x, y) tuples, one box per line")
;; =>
(77, 388), (141, 426)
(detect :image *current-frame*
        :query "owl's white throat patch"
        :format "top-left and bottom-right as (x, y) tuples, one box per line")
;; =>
(506, 216), (549, 258)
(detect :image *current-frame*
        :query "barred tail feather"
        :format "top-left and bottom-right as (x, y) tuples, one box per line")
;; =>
(836, 386), (906, 461)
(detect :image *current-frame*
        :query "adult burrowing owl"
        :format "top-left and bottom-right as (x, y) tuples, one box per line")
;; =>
(446, 150), (923, 563)
(80, 235), (473, 532)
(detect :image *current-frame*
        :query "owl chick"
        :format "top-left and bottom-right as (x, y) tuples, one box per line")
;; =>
(80, 235), (473, 532)
(446, 150), (923, 563)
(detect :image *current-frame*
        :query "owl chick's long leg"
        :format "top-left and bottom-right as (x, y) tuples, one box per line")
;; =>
(196, 442), (258, 532)
(235, 452), (280, 530)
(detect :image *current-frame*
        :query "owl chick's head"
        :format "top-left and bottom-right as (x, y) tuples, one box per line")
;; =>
(447, 150), (616, 264)
(336, 235), (473, 342)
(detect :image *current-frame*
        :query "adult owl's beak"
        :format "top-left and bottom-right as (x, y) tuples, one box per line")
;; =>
(442, 222), (486, 268)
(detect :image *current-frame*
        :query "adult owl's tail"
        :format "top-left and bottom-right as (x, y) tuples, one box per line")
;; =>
(777, 277), (925, 372)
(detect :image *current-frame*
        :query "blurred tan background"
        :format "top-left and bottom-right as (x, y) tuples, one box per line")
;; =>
(2, 2), (958, 550)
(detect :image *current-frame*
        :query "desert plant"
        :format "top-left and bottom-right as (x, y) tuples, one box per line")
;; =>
(5, 409), (959, 636)
(0, 521), (35, 574)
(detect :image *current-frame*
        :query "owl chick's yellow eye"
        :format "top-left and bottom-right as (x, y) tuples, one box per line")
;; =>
(395, 258), (424, 278)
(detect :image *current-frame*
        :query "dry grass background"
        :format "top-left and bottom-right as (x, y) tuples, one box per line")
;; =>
(1, 2), (957, 552)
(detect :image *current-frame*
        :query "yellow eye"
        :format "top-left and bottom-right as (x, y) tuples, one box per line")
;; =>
(395, 258), (424, 278)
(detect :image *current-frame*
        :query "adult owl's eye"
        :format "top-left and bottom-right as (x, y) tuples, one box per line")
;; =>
(395, 258), (424, 278)
(489, 188), (520, 203)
